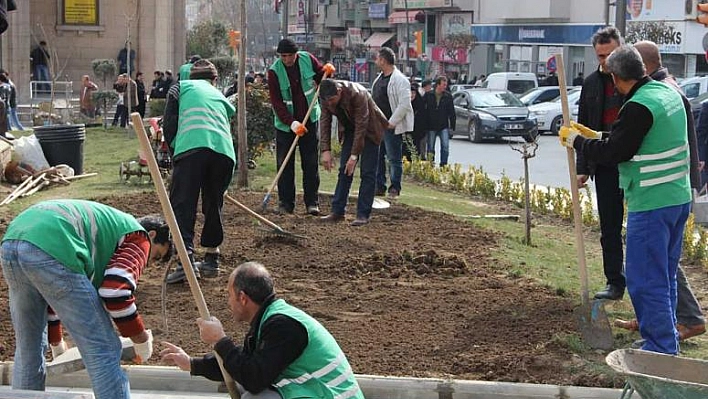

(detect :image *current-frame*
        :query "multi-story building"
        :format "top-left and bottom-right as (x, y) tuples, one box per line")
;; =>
(2, 0), (186, 103)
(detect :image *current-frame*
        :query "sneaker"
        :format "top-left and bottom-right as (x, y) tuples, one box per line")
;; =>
(594, 284), (624, 300)
(306, 205), (321, 216)
(277, 205), (294, 215)
(195, 252), (219, 278)
(350, 217), (370, 227)
(166, 261), (201, 284)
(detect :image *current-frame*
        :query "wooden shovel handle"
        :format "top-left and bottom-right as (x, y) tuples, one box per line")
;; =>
(131, 113), (240, 399)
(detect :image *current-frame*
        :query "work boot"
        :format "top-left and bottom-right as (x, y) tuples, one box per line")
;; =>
(678, 323), (706, 341)
(166, 254), (200, 284)
(195, 252), (220, 278)
(594, 284), (624, 300)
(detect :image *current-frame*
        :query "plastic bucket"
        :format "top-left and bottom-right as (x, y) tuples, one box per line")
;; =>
(34, 124), (86, 175)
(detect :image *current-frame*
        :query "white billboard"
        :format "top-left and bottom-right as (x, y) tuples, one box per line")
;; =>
(625, 0), (689, 21)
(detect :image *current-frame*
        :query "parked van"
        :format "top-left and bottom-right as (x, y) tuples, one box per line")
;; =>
(481, 72), (538, 95)
(680, 76), (708, 100)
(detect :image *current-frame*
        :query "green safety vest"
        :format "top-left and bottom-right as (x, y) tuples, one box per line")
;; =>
(2, 200), (145, 289)
(269, 51), (321, 132)
(618, 80), (691, 212)
(179, 63), (193, 80)
(258, 299), (364, 399)
(174, 80), (236, 162)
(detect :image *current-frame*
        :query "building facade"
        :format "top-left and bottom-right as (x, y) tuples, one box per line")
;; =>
(2, 0), (186, 103)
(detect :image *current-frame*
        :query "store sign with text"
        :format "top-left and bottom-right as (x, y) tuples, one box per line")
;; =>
(392, 0), (452, 10)
(432, 46), (468, 64)
(441, 13), (473, 36)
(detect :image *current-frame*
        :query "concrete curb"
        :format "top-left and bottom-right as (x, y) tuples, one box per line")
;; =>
(1, 361), (633, 399)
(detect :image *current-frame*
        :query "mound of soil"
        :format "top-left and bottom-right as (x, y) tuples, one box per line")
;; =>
(0, 192), (614, 387)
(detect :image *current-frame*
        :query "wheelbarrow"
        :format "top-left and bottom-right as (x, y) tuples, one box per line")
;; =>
(606, 349), (708, 399)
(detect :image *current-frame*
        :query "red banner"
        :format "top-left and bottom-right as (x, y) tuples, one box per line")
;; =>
(431, 46), (467, 64)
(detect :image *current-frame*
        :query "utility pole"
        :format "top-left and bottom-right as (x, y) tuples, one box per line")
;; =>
(404, 0), (410, 74)
(281, 0), (289, 39)
(237, 0), (249, 186)
(614, 0), (627, 36)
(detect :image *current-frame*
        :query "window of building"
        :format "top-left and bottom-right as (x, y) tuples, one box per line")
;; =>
(59, 0), (100, 26)
(426, 14), (435, 45)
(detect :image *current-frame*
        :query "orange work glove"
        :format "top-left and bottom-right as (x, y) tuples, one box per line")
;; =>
(290, 121), (308, 137)
(323, 63), (336, 76)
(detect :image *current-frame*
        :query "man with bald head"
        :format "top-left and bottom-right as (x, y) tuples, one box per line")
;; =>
(161, 261), (364, 399)
(613, 40), (706, 342)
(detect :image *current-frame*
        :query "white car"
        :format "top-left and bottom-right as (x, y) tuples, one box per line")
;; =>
(528, 89), (581, 135)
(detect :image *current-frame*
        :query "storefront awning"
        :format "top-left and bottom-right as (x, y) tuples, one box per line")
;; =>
(364, 32), (395, 49)
(388, 10), (423, 24)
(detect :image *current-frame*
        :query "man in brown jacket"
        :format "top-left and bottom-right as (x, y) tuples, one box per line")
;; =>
(319, 79), (386, 226)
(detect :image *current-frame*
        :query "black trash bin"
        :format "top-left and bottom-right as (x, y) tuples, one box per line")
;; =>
(34, 124), (86, 175)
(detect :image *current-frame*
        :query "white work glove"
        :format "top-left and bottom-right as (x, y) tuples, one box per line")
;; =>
(290, 121), (307, 136)
(50, 340), (68, 359)
(132, 329), (153, 364)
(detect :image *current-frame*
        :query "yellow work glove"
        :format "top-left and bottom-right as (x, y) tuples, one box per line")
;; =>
(50, 340), (68, 359)
(132, 329), (153, 364)
(570, 121), (601, 139)
(559, 125), (580, 148)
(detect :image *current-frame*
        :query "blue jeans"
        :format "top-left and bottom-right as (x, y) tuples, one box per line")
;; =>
(7, 107), (25, 131)
(1, 240), (130, 399)
(626, 202), (690, 355)
(376, 129), (402, 193)
(331, 130), (379, 219)
(33, 65), (51, 93)
(427, 129), (450, 166)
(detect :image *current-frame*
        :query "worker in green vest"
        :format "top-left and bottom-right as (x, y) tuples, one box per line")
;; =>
(161, 261), (365, 399)
(162, 58), (236, 284)
(267, 38), (336, 216)
(178, 55), (201, 81)
(1, 200), (172, 399)
(560, 44), (691, 355)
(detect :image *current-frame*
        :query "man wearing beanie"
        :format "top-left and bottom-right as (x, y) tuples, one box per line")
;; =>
(162, 59), (236, 284)
(267, 38), (336, 216)
(178, 54), (202, 81)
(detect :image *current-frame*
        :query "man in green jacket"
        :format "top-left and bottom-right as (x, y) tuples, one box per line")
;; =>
(163, 58), (236, 283)
(560, 45), (691, 354)
(1, 200), (172, 399)
(162, 261), (364, 399)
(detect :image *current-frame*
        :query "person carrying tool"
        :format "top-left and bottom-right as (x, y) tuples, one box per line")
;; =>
(163, 58), (236, 284)
(612, 40), (706, 342)
(161, 261), (365, 399)
(266, 38), (335, 216)
(318, 79), (388, 226)
(0, 200), (172, 399)
(560, 44), (692, 355)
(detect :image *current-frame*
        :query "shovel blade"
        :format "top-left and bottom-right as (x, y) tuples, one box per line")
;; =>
(576, 300), (614, 350)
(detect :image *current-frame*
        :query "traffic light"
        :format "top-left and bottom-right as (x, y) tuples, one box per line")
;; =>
(228, 30), (241, 52)
(699, 1), (708, 26)
(414, 30), (423, 56)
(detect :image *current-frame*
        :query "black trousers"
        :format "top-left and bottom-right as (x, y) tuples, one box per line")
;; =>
(169, 149), (234, 254)
(594, 163), (626, 289)
(275, 120), (320, 211)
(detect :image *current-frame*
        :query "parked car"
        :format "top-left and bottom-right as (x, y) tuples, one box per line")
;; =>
(481, 72), (538, 95)
(690, 91), (708, 125)
(680, 76), (708, 100)
(450, 88), (538, 143)
(518, 86), (569, 106)
(528, 89), (581, 135)
(450, 84), (476, 94)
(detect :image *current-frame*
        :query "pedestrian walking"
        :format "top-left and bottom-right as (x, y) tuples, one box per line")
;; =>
(422, 76), (455, 167)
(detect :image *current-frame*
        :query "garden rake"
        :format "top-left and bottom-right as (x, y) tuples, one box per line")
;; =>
(226, 194), (308, 239)
(261, 70), (332, 212)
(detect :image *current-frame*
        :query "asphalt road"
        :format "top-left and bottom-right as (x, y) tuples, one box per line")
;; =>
(445, 133), (580, 191)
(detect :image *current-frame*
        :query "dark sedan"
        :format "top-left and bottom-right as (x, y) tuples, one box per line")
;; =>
(451, 88), (538, 143)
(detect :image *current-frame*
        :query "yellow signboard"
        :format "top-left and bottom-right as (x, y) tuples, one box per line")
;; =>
(64, 0), (97, 25)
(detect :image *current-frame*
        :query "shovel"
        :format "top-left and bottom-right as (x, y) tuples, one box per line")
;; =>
(131, 113), (241, 399)
(556, 54), (613, 350)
